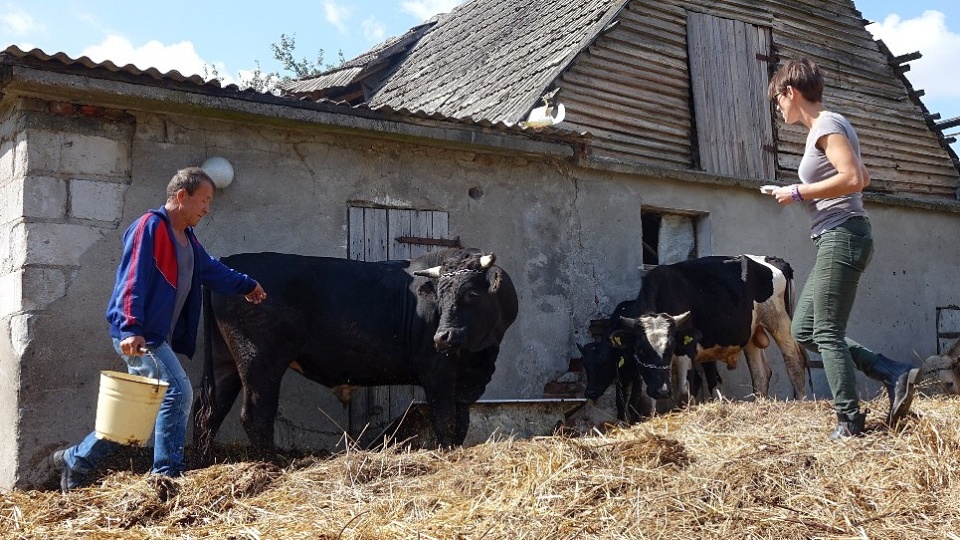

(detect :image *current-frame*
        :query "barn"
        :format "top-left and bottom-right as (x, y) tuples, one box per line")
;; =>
(1, 0), (958, 490)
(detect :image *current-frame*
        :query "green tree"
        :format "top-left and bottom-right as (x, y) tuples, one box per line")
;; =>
(208, 33), (344, 93)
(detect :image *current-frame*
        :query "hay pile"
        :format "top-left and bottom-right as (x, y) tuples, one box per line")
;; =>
(4, 395), (960, 539)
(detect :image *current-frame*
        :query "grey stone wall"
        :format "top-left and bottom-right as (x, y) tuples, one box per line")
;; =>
(1, 99), (135, 488)
(3, 96), (959, 490)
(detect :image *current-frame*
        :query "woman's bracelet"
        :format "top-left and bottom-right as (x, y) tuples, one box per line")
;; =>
(791, 185), (804, 202)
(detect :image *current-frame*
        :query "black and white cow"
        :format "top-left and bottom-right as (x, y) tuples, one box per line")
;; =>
(580, 329), (714, 422)
(192, 248), (518, 458)
(581, 296), (717, 421)
(585, 255), (807, 405)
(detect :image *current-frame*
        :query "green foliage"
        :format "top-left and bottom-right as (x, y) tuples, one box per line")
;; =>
(205, 33), (344, 93)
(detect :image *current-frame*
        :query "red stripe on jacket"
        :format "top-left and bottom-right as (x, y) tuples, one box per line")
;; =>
(153, 222), (177, 287)
(121, 215), (148, 328)
(120, 214), (178, 328)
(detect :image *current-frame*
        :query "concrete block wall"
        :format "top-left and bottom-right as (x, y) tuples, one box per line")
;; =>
(0, 98), (134, 489)
(0, 101), (27, 491)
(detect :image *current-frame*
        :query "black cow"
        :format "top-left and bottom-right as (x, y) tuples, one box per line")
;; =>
(578, 340), (651, 422)
(585, 255), (807, 404)
(193, 248), (518, 457)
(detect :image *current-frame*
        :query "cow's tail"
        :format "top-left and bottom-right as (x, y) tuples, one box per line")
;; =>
(194, 285), (217, 464)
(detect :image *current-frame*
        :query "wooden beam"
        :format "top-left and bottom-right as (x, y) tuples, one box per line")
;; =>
(890, 51), (923, 65)
(936, 116), (960, 131)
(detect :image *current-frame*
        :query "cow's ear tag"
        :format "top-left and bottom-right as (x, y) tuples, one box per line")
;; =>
(683, 335), (693, 345)
(617, 356), (625, 369)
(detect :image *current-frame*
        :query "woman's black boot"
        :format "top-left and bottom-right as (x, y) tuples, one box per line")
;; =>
(863, 354), (920, 426)
(828, 412), (866, 440)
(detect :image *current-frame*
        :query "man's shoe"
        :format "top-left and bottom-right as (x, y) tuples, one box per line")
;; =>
(50, 449), (86, 493)
(828, 412), (866, 440)
(888, 367), (920, 426)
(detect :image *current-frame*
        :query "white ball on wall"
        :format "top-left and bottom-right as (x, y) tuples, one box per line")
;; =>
(201, 156), (234, 188)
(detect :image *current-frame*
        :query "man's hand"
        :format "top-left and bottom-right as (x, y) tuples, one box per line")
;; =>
(120, 335), (146, 356)
(244, 282), (267, 304)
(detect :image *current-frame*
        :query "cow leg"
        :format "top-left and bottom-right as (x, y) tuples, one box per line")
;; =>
(197, 367), (243, 449)
(454, 402), (471, 444)
(232, 347), (290, 457)
(419, 356), (460, 447)
(744, 342), (772, 396)
(615, 379), (628, 421)
(624, 380), (643, 423)
(238, 374), (283, 457)
(672, 354), (694, 406)
(687, 362), (704, 404)
(636, 380), (656, 418)
(194, 310), (246, 464)
(701, 361), (722, 399)
(423, 390), (459, 447)
(763, 319), (808, 399)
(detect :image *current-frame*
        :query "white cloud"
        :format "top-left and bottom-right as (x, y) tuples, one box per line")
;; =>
(867, 10), (960, 99)
(324, 1), (350, 34)
(80, 36), (221, 81)
(362, 18), (387, 42)
(1, 4), (40, 36)
(400, 0), (464, 21)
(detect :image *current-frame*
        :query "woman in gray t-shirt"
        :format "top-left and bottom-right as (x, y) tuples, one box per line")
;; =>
(765, 58), (919, 440)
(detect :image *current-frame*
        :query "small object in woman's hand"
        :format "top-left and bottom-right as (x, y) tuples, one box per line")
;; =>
(760, 185), (778, 195)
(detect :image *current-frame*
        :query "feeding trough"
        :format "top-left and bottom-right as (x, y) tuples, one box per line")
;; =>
(371, 398), (588, 449)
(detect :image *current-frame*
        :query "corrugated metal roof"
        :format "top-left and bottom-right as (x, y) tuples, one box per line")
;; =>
(0, 45), (588, 145)
(280, 20), (437, 94)
(1, 45), (234, 90)
(279, 66), (365, 93)
(368, 0), (628, 126)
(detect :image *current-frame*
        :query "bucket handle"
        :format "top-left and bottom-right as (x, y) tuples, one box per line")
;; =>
(110, 347), (165, 391)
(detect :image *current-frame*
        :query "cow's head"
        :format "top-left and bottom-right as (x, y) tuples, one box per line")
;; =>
(414, 252), (506, 353)
(579, 340), (627, 402)
(921, 355), (960, 395)
(616, 311), (691, 399)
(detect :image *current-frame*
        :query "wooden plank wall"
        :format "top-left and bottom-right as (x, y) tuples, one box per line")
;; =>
(557, 0), (959, 200)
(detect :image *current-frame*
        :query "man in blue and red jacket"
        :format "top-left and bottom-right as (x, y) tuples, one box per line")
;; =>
(52, 167), (267, 492)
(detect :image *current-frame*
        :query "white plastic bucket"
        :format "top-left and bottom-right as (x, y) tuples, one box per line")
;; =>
(95, 370), (169, 445)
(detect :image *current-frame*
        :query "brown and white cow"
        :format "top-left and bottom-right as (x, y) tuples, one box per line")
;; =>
(585, 255), (808, 406)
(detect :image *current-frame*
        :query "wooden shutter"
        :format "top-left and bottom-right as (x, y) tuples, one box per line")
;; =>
(688, 12), (775, 179)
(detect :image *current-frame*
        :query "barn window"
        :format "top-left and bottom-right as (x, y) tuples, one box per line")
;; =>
(641, 208), (707, 268)
(687, 11), (776, 179)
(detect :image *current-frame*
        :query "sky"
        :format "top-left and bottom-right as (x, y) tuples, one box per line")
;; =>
(2, 1), (958, 150)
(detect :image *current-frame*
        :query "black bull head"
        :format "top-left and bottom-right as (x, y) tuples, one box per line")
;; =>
(414, 253), (505, 353)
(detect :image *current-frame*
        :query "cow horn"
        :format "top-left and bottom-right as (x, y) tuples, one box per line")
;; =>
(480, 253), (496, 269)
(414, 266), (442, 278)
(673, 311), (691, 326)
